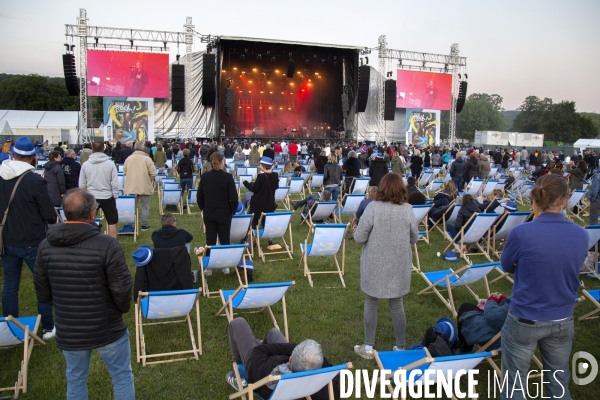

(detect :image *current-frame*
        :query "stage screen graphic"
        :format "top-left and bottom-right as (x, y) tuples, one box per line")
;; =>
(87, 50), (169, 98)
(406, 109), (440, 146)
(103, 97), (154, 143)
(396, 70), (452, 110)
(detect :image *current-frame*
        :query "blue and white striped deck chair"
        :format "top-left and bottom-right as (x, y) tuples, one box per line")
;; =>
(239, 174), (253, 190)
(235, 181), (240, 197)
(278, 176), (289, 188)
(255, 212), (294, 262)
(217, 281), (295, 340)
(489, 212), (530, 263)
(513, 169), (522, 180)
(443, 213), (500, 263)
(579, 289), (600, 321)
(514, 181), (534, 205)
(165, 159), (173, 172)
(418, 171), (433, 188)
(418, 262), (499, 317)
(481, 180), (498, 198)
(0, 315), (45, 397)
(56, 207), (66, 223)
(488, 167), (499, 178)
(229, 214), (254, 259)
(300, 201), (337, 227)
(231, 362), (352, 400)
(299, 224), (347, 288)
(300, 171), (312, 187)
(160, 189), (183, 215)
(566, 190), (586, 222)
(199, 244), (248, 297)
(272, 167), (282, 175)
(37, 159), (48, 167)
(116, 195), (137, 242)
(287, 177), (305, 200)
(117, 164), (124, 173)
(135, 288), (202, 366)
(309, 174), (324, 193)
(187, 189), (199, 215)
(465, 178), (484, 196)
(228, 161), (236, 175)
(352, 178), (369, 194)
(434, 202), (460, 237)
(154, 173), (166, 189)
(580, 225), (600, 279)
(192, 173), (198, 188)
(274, 186), (291, 210)
(412, 204), (433, 272)
(337, 194), (365, 222)
(432, 167), (442, 180)
(246, 167), (258, 179)
(374, 349), (495, 396)
(237, 167), (248, 176)
(425, 180), (443, 197)
(117, 173), (125, 192)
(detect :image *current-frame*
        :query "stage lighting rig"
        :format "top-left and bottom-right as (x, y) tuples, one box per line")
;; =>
(240, 54), (245, 61)
(257, 54), (262, 60)
(465, 74), (468, 79)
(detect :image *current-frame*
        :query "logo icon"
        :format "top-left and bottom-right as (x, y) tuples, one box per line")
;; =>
(572, 351), (598, 385)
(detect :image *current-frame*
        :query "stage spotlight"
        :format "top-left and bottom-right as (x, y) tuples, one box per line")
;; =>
(240, 54), (245, 61)
(130, 39), (134, 48)
(305, 59), (309, 66)
(70, 45), (75, 51)
(271, 57), (276, 64)
(257, 54), (262, 60)
(94, 37), (99, 46)
(64, 43), (69, 51)
(176, 54), (180, 62)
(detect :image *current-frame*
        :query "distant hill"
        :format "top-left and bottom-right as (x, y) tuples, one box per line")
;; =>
(501, 110), (520, 131)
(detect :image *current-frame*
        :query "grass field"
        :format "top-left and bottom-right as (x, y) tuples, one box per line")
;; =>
(1, 181), (599, 399)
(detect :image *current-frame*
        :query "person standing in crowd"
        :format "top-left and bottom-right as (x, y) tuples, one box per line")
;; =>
(243, 156), (278, 231)
(79, 141), (120, 238)
(54, 141), (65, 157)
(154, 143), (167, 173)
(565, 159), (586, 191)
(44, 150), (67, 207)
(61, 149), (81, 191)
(478, 153), (491, 180)
(391, 150), (405, 176)
(410, 149), (423, 179)
(34, 189), (135, 400)
(233, 145), (245, 173)
(79, 143), (93, 165)
(520, 147), (528, 168)
(315, 150), (328, 174)
(151, 213), (193, 249)
(353, 173), (418, 358)
(500, 174), (587, 400)
(0, 137), (57, 339)
(123, 141), (155, 231)
(198, 152), (238, 248)
(449, 151), (466, 190)
(369, 152), (388, 187)
(248, 144), (261, 166)
(342, 150), (362, 194)
(586, 171), (600, 225)
(112, 141), (123, 165)
(323, 153), (342, 202)
(288, 140), (299, 164)
(464, 152), (479, 185)
(176, 148), (195, 202)
(431, 149), (442, 168)
(120, 141), (134, 164)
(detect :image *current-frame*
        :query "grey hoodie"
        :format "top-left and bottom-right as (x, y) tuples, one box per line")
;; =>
(79, 152), (119, 200)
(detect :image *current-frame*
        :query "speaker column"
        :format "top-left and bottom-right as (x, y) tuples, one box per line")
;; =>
(286, 59), (295, 78)
(171, 64), (185, 112)
(224, 88), (234, 116)
(384, 79), (396, 121)
(202, 54), (216, 106)
(62, 54), (79, 96)
(456, 81), (468, 113)
(356, 65), (370, 112)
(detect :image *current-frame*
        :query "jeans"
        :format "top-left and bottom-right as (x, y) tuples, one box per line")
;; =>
(363, 293), (406, 348)
(589, 200), (600, 226)
(452, 178), (464, 192)
(179, 178), (193, 198)
(324, 185), (340, 202)
(63, 330), (135, 400)
(296, 194), (319, 215)
(500, 312), (574, 400)
(228, 318), (287, 365)
(446, 223), (458, 238)
(136, 194), (150, 226)
(2, 245), (54, 331)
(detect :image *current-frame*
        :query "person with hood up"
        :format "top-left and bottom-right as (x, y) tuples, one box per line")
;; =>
(449, 151), (466, 190)
(44, 150), (66, 207)
(79, 141), (119, 238)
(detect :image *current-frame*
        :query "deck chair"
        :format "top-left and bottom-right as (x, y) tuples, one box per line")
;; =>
(287, 177), (305, 200)
(278, 176), (289, 188)
(217, 281), (295, 340)
(135, 288), (202, 366)
(465, 178), (485, 195)
(566, 190), (586, 222)
(443, 213), (500, 263)
(352, 178), (369, 194)
(300, 201), (337, 227)
(337, 194), (365, 222)
(417, 171), (433, 188)
(300, 171), (312, 186)
(299, 224), (347, 288)
(116, 195), (138, 242)
(117, 173), (125, 192)
(246, 167), (258, 179)
(581, 225), (600, 278)
(254, 212), (294, 262)
(154, 173), (166, 188)
(578, 289), (600, 320)
(229, 214), (254, 259)
(431, 167), (442, 180)
(199, 244), (248, 297)
(160, 189), (183, 215)
(309, 173), (324, 193)
(431, 201), (460, 237)
(274, 186), (291, 210)
(237, 167), (248, 176)
(481, 180), (498, 197)
(425, 180), (443, 197)
(230, 362), (352, 400)
(513, 181), (534, 205)
(418, 262), (499, 317)
(187, 189), (199, 214)
(488, 211), (530, 262)
(0, 315), (45, 398)
(488, 167), (499, 178)
(374, 348), (496, 400)
(412, 204), (433, 272)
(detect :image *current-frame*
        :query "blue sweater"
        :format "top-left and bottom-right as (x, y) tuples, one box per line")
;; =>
(501, 212), (587, 321)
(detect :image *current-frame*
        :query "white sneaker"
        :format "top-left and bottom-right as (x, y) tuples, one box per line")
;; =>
(222, 268), (230, 274)
(204, 269), (212, 276)
(354, 344), (374, 359)
(42, 327), (56, 340)
(393, 346), (404, 351)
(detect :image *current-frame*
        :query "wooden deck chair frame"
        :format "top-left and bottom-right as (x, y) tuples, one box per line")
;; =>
(426, 180), (444, 197)
(116, 195), (138, 242)
(351, 178), (369, 195)
(230, 362), (352, 400)
(187, 189), (199, 215)
(160, 189), (183, 215)
(443, 213), (499, 263)
(514, 182), (534, 205)
(373, 348), (497, 400)
(579, 289), (600, 321)
(274, 186), (291, 210)
(300, 201), (337, 227)
(428, 200), (458, 237)
(413, 204), (432, 245)
(298, 224), (347, 288)
(254, 212), (294, 263)
(0, 315), (45, 398)
(566, 190), (586, 222)
(417, 171), (433, 188)
(135, 289), (202, 366)
(309, 173), (324, 193)
(229, 214), (255, 259)
(199, 244), (248, 297)
(216, 281), (295, 340)
(417, 262), (498, 317)
(465, 178), (485, 196)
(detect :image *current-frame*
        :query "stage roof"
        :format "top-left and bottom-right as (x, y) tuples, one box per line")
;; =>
(38, 111), (79, 129)
(219, 35), (365, 51)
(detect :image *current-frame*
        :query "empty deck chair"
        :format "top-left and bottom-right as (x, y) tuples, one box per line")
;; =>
(254, 212), (294, 262)
(187, 189), (199, 214)
(199, 244), (248, 297)
(300, 201), (337, 227)
(425, 180), (444, 197)
(229, 214), (254, 259)
(135, 288), (202, 366)
(309, 174), (324, 193)
(160, 189), (183, 215)
(217, 281), (295, 340)
(352, 178), (369, 194)
(337, 194), (365, 222)
(465, 179), (484, 196)
(488, 167), (499, 178)
(417, 171), (434, 188)
(299, 224), (347, 288)
(566, 190), (586, 222)
(488, 211), (531, 261)
(274, 186), (291, 210)
(418, 262), (499, 317)
(278, 176), (289, 188)
(444, 213), (500, 263)
(116, 195), (137, 242)
(287, 177), (305, 200)
(246, 167), (258, 179)
(0, 315), (45, 398)
(412, 204), (433, 272)
(514, 181), (534, 205)
(481, 180), (498, 197)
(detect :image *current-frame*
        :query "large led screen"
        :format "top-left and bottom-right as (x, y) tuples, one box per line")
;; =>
(396, 70), (452, 110)
(87, 50), (169, 98)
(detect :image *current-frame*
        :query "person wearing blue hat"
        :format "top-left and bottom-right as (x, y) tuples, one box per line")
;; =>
(243, 156), (279, 231)
(1, 136), (57, 340)
(132, 245), (154, 267)
(368, 152), (388, 187)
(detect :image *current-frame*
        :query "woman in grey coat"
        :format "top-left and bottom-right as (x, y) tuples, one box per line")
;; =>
(353, 172), (419, 359)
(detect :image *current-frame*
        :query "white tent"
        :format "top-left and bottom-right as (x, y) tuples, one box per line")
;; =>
(0, 110), (79, 145)
(0, 120), (14, 137)
(573, 139), (600, 150)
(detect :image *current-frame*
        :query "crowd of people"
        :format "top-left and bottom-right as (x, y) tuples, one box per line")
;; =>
(0, 134), (597, 399)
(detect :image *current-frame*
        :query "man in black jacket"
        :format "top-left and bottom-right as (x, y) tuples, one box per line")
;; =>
(225, 317), (339, 400)
(151, 213), (193, 249)
(0, 137), (57, 340)
(61, 149), (81, 190)
(34, 189), (134, 399)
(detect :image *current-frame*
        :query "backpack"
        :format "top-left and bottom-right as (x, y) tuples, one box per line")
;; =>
(421, 327), (454, 357)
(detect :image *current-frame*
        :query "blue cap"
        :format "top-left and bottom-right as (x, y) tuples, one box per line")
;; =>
(12, 137), (36, 156)
(435, 317), (457, 346)
(376, 152), (383, 159)
(260, 156), (273, 166)
(132, 245), (153, 267)
(444, 251), (459, 262)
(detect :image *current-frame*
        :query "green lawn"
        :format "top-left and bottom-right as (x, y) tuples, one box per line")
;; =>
(1, 183), (599, 399)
